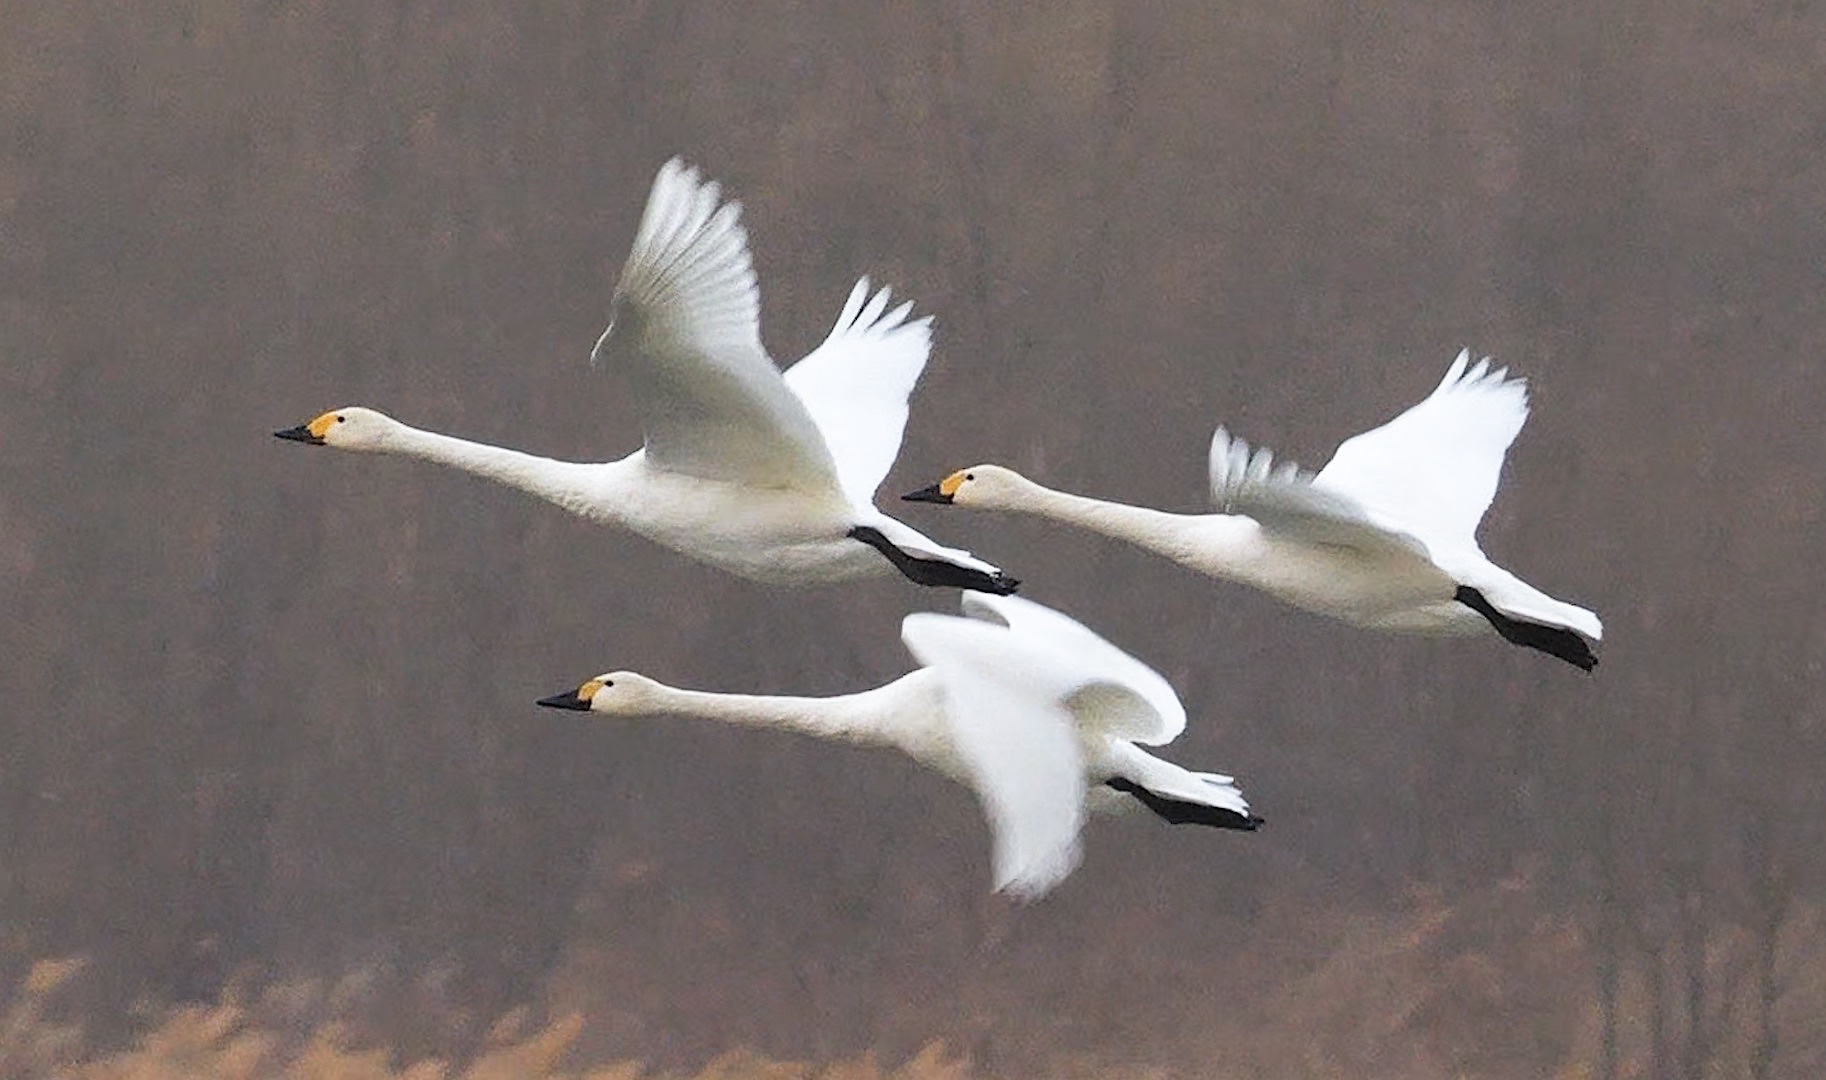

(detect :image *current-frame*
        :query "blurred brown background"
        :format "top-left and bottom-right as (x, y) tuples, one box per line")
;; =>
(2, 2), (1823, 1077)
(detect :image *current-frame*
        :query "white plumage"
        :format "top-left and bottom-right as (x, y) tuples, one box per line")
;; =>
(278, 159), (1015, 593)
(539, 592), (1258, 901)
(908, 352), (1601, 668)
(783, 282), (933, 509)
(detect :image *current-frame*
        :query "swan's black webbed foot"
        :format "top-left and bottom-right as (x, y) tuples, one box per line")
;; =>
(1454, 586), (1598, 671)
(848, 526), (1020, 594)
(1105, 777), (1263, 831)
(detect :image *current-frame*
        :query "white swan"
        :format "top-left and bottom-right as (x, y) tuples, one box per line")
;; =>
(905, 352), (1601, 669)
(536, 591), (1258, 900)
(276, 159), (1016, 593)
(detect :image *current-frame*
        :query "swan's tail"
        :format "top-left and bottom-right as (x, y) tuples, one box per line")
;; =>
(1105, 747), (1260, 831)
(850, 516), (1019, 594)
(1449, 558), (1601, 670)
(1455, 586), (1600, 671)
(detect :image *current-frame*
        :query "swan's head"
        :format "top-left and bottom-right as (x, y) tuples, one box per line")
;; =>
(902, 464), (1025, 508)
(535, 671), (669, 716)
(274, 406), (399, 452)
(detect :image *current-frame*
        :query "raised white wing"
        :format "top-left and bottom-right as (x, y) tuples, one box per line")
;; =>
(1208, 427), (1433, 563)
(901, 613), (1086, 901)
(960, 592), (1185, 746)
(591, 159), (841, 492)
(1311, 350), (1529, 553)
(783, 278), (933, 507)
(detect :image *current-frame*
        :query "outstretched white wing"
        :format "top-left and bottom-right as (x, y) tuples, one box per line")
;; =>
(1208, 427), (1434, 564)
(592, 159), (841, 492)
(959, 593), (1185, 746)
(1311, 350), (1529, 553)
(901, 613), (1086, 901)
(783, 278), (933, 508)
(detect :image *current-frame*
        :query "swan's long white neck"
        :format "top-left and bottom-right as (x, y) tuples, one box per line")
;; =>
(640, 676), (927, 748)
(380, 423), (605, 517)
(985, 473), (1251, 568)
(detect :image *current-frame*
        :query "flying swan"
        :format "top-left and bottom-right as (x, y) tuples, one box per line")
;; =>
(536, 591), (1259, 900)
(276, 159), (1016, 593)
(905, 353), (1601, 669)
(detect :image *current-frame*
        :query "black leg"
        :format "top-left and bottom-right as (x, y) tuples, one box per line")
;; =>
(848, 526), (1019, 594)
(1454, 586), (1598, 671)
(1105, 777), (1262, 831)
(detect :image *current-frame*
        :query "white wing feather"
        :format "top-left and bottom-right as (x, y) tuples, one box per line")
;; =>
(592, 159), (841, 491)
(1312, 349), (1529, 553)
(1207, 426), (1434, 562)
(783, 278), (933, 507)
(959, 593), (1186, 746)
(901, 614), (1087, 900)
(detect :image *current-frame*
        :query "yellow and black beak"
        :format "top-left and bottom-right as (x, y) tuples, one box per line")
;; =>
(273, 424), (324, 445)
(275, 413), (335, 445)
(903, 470), (966, 504)
(901, 482), (951, 504)
(536, 679), (601, 712)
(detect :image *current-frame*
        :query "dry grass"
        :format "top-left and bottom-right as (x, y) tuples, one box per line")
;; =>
(5, 888), (1823, 1079)
(0, 958), (1163, 1080)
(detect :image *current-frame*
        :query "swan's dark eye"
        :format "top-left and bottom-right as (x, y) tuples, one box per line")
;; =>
(965, 472), (975, 481)
(336, 415), (347, 423)
(601, 679), (614, 688)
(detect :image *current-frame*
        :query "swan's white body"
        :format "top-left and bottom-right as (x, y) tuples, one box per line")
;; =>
(278, 159), (1013, 592)
(911, 354), (1601, 665)
(541, 592), (1256, 900)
